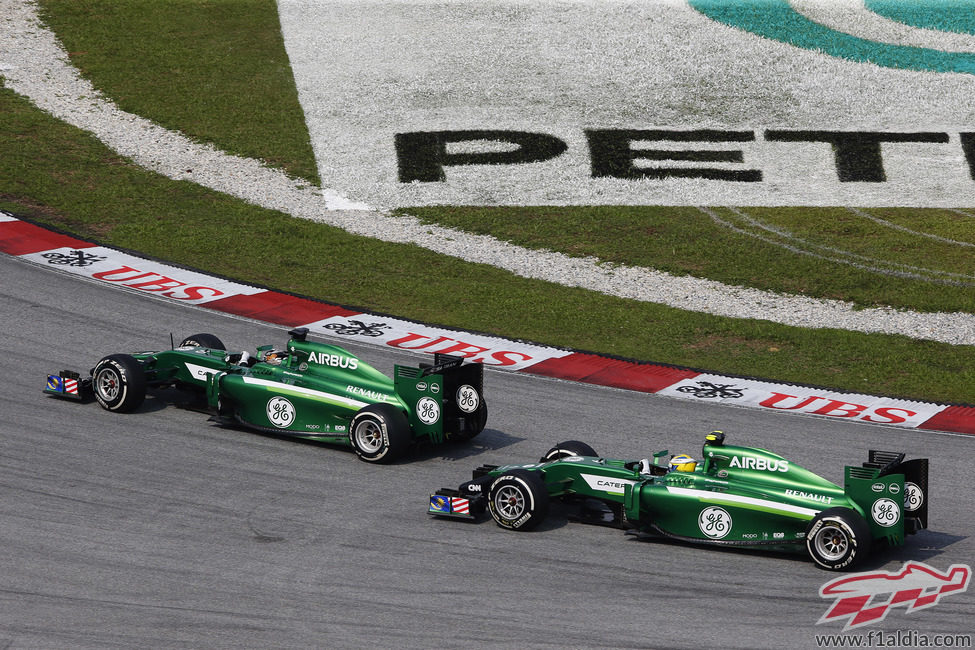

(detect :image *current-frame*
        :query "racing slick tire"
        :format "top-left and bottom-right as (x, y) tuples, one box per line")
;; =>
(805, 507), (872, 571)
(92, 354), (146, 413)
(449, 399), (488, 442)
(179, 333), (226, 350)
(487, 469), (550, 531)
(349, 403), (411, 463)
(540, 440), (597, 462)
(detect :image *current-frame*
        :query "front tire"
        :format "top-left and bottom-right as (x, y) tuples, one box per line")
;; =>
(805, 507), (872, 571)
(487, 469), (549, 531)
(92, 354), (146, 413)
(540, 440), (597, 462)
(179, 333), (225, 350)
(349, 403), (411, 463)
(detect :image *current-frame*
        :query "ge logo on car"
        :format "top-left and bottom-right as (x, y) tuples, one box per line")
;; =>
(456, 384), (480, 414)
(904, 482), (924, 512)
(871, 498), (900, 527)
(417, 397), (440, 425)
(698, 506), (732, 539)
(266, 396), (295, 428)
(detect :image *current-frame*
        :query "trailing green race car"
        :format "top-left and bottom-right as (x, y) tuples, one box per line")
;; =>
(429, 432), (928, 570)
(45, 327), (486, 462)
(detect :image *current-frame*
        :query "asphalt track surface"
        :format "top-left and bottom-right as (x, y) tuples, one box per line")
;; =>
(2, 254), (973, 649)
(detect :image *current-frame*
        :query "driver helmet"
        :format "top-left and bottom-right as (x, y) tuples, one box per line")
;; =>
(262, 349), (287, 365)
(669, 454), (698, 472)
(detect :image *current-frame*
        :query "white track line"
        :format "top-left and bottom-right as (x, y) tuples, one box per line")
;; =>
(1, 0), (973, 346)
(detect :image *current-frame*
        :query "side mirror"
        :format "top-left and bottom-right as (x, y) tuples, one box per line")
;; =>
(652, 449), (669, 470)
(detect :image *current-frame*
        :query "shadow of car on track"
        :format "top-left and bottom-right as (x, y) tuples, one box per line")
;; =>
(622, 527), (965, 573)
(874, 530), (968, 566)
(408, 428), (526, 464)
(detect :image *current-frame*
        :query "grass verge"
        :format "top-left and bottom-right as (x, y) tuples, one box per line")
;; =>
(37, 0), (320, 184)
(406, 205), (975, 315)
(2, 85), (974, 405)
(3, 0), (972, 406)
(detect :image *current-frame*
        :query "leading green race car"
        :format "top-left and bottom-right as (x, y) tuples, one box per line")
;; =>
(45, 327), (486, 463)
(429, 432), (928, 570)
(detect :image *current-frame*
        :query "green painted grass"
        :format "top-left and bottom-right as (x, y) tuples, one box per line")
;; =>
(689, 0), (975, 75)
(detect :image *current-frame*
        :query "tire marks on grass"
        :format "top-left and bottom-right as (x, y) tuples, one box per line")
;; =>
(703, 206), (975, 287)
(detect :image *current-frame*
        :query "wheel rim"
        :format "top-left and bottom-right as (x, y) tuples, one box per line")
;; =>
(813, 522), (849, 561)
(95, 367), (121, 401)
(494, 485), (526, 519)
(353, 419), (383, 454)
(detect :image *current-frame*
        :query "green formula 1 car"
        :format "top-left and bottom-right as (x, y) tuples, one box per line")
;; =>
(429, 432), (928, 570)
(45, 327), (486, 462)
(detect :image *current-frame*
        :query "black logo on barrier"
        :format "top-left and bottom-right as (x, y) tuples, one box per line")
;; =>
(676, 381), (745, 399)
(42, 250), (106, 267)
(324, 320), (390, 337)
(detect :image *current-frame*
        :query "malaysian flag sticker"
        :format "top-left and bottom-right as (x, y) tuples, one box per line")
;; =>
(46, 373), (80, 398)
(47, 375), (64, 392)
(429, 495), (452, 514)
(429, 495), (472, 516)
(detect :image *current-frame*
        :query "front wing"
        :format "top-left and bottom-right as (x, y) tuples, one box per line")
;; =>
(44, 370), (91, 402)
(429, 489), (487, 520)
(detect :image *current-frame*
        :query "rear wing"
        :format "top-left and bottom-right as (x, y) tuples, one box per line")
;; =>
(844, 450), (929, 547)
(396, 353), (485, 443)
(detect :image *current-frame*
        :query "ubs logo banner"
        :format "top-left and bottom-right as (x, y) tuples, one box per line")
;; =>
(302, 315), (572, 371)
(19, 245), (266, 305)
(659, 373), (945, 428)
(279, 1), (975, 208)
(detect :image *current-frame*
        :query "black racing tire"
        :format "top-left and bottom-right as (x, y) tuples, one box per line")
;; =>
(349, 403), (412, 463)
(487, 469), (549, 531)
(179, 333), (226, 350)
(805, 507), (872, 571)
(450, 399), (488, 442)
(540, 440), (597, 463)
(92, 354), (146, 413)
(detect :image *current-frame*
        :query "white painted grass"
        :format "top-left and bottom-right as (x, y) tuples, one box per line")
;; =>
(278, 0), (975, 209)
(1, 0), (973, 346)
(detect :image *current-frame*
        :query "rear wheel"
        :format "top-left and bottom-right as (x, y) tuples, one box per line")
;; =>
(805, 507), (872, 571)
(92, 354), (146, 413)
(541, 440), (597, 462)
(487, 469), (549, 531)
(179, 333), (225, 350)
(349, 403), (412, 463)
(450, 399), (488, 442)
